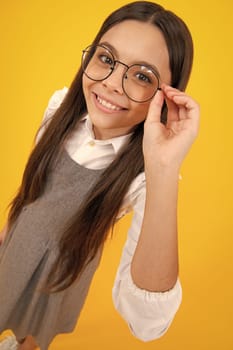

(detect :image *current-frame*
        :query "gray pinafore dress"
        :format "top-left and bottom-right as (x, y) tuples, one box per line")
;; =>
(0, 149), (104, 349)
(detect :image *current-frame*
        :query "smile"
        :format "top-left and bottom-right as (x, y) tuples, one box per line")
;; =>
(96, 95), (125, 111)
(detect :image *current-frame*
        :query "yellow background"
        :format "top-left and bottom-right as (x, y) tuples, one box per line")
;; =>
(0, 0), (232, 349)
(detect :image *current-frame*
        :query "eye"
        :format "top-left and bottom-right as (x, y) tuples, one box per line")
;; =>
(135, 72), (152, 84)
(98, 53), (113, 66)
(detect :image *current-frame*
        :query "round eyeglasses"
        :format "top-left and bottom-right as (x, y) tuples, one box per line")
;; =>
(81, 44), (161, 103)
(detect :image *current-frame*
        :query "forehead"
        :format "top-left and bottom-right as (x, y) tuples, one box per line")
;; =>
(99, 20), (171, 83)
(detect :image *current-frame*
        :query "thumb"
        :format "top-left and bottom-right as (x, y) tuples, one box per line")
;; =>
(146, 89), (164, 123)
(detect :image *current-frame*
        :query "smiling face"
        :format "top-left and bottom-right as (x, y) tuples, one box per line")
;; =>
(82, 20), (171, 140)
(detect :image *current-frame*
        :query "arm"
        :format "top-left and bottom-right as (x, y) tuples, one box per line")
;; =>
(131, 166), (179, 292)
(131, 84), (200, 292)
(112, 84), (199, 341)
(112, 188), (182, 341)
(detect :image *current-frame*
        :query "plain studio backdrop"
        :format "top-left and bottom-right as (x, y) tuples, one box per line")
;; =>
(0, 1), (232, 349)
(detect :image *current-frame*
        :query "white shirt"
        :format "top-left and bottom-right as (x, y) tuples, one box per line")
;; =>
(39, 87), (182, 341)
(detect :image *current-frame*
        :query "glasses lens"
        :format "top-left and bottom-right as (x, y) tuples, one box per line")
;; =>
(123, 65), (159, 102)
(82, 45), (114, 81)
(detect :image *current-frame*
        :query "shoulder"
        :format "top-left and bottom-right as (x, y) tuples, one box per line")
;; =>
(45, 87), (69, 117)
(36, 87), (69, 143)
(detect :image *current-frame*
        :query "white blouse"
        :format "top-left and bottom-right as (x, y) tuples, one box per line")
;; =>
(39, 87), (182, 342)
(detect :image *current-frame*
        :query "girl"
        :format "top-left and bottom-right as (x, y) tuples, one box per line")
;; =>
(0, 1), (199, 349)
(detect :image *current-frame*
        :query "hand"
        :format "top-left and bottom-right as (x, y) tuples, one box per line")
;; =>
(143, 84), (200, 170)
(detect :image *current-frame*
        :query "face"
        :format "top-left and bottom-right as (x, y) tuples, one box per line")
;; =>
(82, 20), (171, 140)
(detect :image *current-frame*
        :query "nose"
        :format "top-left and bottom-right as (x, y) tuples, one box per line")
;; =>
(101, 63), (125, 95)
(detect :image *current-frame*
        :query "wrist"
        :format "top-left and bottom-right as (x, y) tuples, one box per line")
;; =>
(145, 160), (180, 179)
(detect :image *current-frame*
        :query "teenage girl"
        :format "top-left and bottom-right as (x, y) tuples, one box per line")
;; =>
(0, 2), (199, 350)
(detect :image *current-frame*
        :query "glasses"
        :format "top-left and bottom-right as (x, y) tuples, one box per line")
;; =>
(81, 44), (161, 103)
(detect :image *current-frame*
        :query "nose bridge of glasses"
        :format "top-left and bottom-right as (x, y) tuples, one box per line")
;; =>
(112, 59), (129, 76)
(104, 59), (128, 91)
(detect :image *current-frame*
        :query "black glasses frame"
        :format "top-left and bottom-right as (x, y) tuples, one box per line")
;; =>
(81, 44), (161, 103)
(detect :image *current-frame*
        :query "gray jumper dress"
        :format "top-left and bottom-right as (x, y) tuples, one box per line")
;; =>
(0, 149), (104, 350)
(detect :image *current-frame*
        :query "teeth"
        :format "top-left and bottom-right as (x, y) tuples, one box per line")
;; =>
(97, 96), (122, 111)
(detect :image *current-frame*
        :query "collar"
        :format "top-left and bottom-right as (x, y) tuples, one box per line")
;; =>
(81, 114), (132, 154)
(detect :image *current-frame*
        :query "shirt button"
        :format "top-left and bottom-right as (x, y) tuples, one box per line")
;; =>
(88, 140), (96, 147)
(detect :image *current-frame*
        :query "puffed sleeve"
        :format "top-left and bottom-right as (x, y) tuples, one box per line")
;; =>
(36, 87), (68, 142)
(112, 176), (182, 341)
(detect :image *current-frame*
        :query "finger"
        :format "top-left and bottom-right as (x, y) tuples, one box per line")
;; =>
(162, 84), (183, 123)
(171, 94), (199, 116)
(164, 95), (179, 122)
(162, 83), (186, 94)
(146, 89), (164, 123)
(162, 84), (199, 119)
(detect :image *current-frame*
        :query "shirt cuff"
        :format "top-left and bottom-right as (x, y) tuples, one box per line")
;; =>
(126, 270), (182, 302)
(112, 270), (182, 341)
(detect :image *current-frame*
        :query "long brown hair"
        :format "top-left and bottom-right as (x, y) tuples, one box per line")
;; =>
(7, 1), (194, 292)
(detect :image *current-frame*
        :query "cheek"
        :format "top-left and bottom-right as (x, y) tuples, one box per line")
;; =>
(82, 76), (88, 93)
(82, 75), (92, 96)
(133, 103), (150, 122)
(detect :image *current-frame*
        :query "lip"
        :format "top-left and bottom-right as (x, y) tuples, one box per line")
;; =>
(92, 92), (128, 114)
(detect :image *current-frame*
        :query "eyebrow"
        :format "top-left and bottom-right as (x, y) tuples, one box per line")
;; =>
(99, 41), (161, 78)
